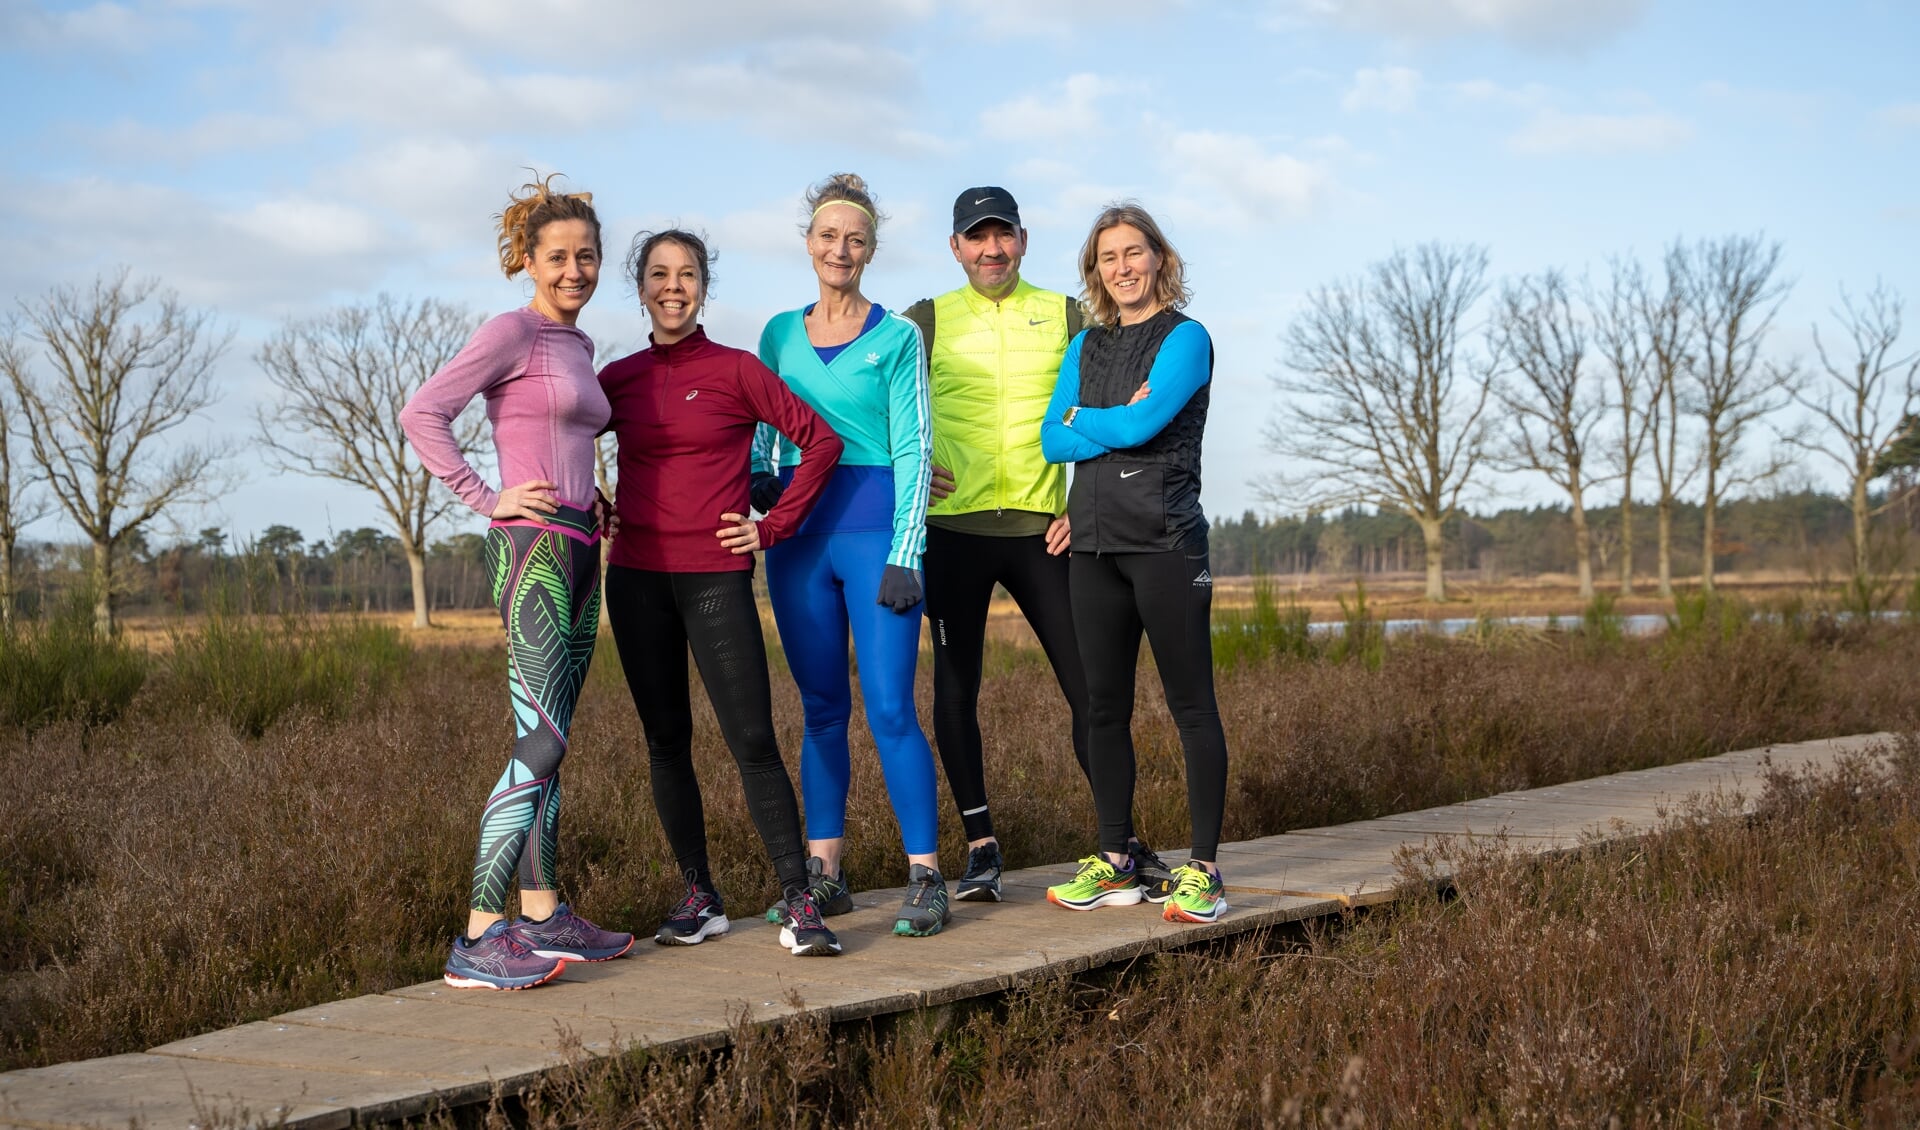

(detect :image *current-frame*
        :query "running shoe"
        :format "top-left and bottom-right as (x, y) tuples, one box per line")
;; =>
(893, 863), (950, 937)
(1161, 863), (1228, 924)
(1129, 839), (1178, 904)
(955, 841), (1004, 902)
(763, 856), (854, 922)
(654, 883), (731, 946)
(1046, 855), (1145, 911)
(775, 889), (844, 956)
(443, 920), (567, 990)
(514, 904), (635, 961)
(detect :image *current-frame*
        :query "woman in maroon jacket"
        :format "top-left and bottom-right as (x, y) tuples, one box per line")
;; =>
(599, 229), (846, 956)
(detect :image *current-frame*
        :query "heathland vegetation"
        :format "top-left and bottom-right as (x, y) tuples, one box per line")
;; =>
(4, 591), (1919, 1121)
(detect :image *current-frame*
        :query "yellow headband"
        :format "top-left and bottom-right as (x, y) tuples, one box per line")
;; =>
(811, 199), (874, 226)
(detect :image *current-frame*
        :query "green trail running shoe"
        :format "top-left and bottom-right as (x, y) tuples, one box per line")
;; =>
(1161, 863), (1228, 923)
(893, 863), (951, 937)
(1046, 855), (1145, 911)
(765, 856), (854, 923)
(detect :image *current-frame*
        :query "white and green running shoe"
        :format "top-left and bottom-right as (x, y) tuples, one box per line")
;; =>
(1161, 863), (1227, 923)
(1045, 855), (1145, 911)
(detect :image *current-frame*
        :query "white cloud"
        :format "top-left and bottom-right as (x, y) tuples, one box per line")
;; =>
(1450, 78), (1554, 110)
(663, 39), (942, 157)
(979, 74), (1116, 144)
(1507, 109), (1693, 155)
(0, 176), (398, 314)
(949, 0), (1173, 38)
(1881, 103), (1920, 128)
(0, 1), (174, 52)
(1161, 126), (1335, 223)
(84, 113), (304, 162)
(1342, 65), (1420, 113)
(279, 37), (634, 132)
(1275, 0), (1648, 52)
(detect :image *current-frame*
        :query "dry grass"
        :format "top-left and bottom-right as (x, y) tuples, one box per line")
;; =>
(4, 619), (1920, 1082)
(487, 744), (1920, 1127)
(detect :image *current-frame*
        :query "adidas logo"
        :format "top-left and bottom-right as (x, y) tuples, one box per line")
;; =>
(1192, 569), (1212, 587)
(865, 352), (881, 365)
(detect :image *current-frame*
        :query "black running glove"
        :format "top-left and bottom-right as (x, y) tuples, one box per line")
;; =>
(749, 471), (785, 514)
(877, 564), (923, 613)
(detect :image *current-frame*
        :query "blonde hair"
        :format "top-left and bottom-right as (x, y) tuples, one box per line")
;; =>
(495, 173), (602, 279)
(803, 173), (882, 247)
(1077, 202), (1191, 327)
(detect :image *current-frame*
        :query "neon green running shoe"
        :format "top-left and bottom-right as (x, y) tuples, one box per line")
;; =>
(1161, 863), (1227, 923)
(1046, 855), (1145, 911)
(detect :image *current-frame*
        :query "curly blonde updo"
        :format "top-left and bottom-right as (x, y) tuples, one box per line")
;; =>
(496, 172), (602, 279)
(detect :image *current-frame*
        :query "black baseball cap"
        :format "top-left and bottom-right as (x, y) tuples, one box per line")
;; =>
(952, 186), (1022, 234)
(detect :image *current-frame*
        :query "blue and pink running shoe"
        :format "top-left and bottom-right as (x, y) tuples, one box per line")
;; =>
(444, 920), (567, 990)
(513, 904), (635, 962)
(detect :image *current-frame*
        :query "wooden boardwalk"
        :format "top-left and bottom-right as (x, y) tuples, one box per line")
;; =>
(0, 733), (1894, 1129)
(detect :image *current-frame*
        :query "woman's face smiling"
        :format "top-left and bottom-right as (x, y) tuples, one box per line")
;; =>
(807, 202), (873, 293)
(1096, 222), (1163, 325)
(642, 240), (703, 345)
(524, 218), (599, 325)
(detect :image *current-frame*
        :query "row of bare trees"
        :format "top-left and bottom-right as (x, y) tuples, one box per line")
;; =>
(0, 270), (487, 636)
(1267, 235), (1919, 603)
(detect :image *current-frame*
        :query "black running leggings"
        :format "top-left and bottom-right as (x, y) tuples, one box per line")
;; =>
(1070, 545), (1228, 862)
(924, 525), (1097, 843)
(604, 566), (809, 897)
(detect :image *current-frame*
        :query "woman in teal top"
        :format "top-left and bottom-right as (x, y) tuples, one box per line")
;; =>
(751, 172), (948, 938)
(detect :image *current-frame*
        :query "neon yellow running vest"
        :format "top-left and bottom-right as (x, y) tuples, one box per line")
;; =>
(923, 279), (1076, 518)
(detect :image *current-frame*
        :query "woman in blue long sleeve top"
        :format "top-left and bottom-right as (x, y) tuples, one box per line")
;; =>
(1039, 203), (1230, 926)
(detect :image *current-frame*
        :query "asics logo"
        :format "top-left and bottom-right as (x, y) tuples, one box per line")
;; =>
(685, 389), (699, 400)
(1119, 468), (1144, 479)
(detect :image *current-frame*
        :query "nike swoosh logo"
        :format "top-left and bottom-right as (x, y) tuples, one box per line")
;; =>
(973, 197), (993, 205)
(685, 390), (699, 400)
(1028, 318), (1048, 326)
(1119, 469), (1143, 478)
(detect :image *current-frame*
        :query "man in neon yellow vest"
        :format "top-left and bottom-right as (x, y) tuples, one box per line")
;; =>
(904, 187), (1174, 904)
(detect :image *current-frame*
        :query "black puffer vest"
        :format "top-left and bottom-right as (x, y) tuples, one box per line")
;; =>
(1067, 309), (1211, 553)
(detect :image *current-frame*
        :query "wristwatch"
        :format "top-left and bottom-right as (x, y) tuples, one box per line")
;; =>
(1063, 406), (1080, 427)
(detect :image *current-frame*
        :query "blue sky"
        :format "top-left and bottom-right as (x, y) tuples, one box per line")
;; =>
(2, 0), (1917, 548)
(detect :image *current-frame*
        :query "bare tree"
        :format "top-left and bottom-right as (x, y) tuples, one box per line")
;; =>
(1266, 243), (1494, 601)
(1677, 235), (1794, 595)
(0, 270), (230, 636)
(256, 295), (483, 628)
(1789, 282), (1920, 599)
(0, 381), (52, 626)
(1591, 257), (1656, 595)
(1492, 269), (1608, 599)
(1634, 252), (1698, 597)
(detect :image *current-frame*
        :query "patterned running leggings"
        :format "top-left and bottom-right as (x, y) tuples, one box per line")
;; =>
(470, 504), (601, 914)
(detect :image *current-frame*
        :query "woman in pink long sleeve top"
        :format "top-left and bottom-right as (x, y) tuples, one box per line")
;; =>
(597, 229), (847, 956)
(399, 175), (634, 991)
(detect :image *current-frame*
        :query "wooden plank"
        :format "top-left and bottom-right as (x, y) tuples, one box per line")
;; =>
(148, 1021), (560, 1087)
(0, 1052), (456, 1129)
(274, 994), (631, 1054)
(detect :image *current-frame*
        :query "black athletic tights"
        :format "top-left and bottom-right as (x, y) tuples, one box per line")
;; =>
(604, 566), (809, 899)
(924, 526), (1094, 843)
(1070, 545), (1228, 862)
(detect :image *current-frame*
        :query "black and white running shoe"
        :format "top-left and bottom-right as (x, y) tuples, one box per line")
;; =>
(1128, 839), (1178, 904)
(654, 881), (730, 946)
(776, 889), (843, 956)
(955, 841), (1004, 902)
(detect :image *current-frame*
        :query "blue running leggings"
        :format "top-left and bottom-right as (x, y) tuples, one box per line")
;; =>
(765, 529), (939, 856)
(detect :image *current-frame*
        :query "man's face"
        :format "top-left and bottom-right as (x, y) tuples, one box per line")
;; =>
(950, 220), (1027, 299)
